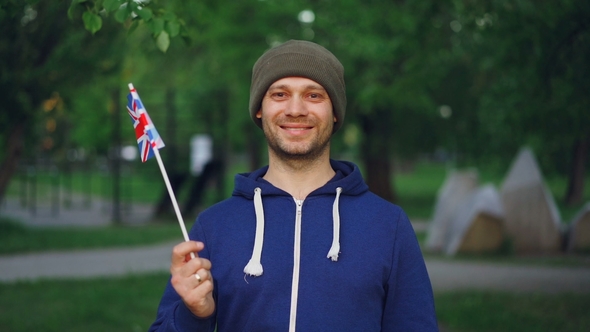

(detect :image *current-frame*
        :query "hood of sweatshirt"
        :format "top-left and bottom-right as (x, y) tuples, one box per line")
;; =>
(233, 159), (368, 199)
(231, 159), (369, 276)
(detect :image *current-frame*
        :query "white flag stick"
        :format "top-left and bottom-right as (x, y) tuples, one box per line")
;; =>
(128, 83), (195, 259)
(153, 147), (196, 259)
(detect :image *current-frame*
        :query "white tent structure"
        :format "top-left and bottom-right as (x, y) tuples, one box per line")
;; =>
(567, 202), (590, 252)
(500, 147), (563, 253)
(444, 185), (505, 255)
(425, 169), (479, 252)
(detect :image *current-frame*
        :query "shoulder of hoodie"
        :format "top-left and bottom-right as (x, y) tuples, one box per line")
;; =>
(195, 159), (409, 220)
(220, 159), (411, 213)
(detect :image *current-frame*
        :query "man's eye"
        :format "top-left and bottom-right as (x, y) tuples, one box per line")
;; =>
(309, 93), (324, 99)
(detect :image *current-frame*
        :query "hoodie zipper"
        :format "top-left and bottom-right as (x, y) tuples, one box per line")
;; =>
(289, 198), (303, 332)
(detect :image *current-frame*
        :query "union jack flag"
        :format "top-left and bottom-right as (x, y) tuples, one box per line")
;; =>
(126, 84), (165, 162)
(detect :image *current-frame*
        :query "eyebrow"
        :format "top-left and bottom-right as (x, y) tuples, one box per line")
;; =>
(267, 84), (326, 91)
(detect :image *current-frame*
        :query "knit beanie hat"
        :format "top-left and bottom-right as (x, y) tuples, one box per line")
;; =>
(249, 40), (346, 133)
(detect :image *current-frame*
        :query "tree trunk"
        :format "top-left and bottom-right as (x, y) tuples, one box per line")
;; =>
(565, 135), (589, 206)
(0, 123), (25, 203)
(246, 125), (262, 171)
(359, 112), (397, 203)
(364, 153), (397, 203)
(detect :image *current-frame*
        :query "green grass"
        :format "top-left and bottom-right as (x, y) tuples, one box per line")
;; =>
(395, 161), (448, 219)
(0, 217), (191, 255)
(7, 169), (165, 204)
(435, 291), (590, 332)
(0, 273), (588, 332)
(0, 273), (169, 332)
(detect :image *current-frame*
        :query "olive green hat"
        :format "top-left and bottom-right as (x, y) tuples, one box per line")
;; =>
(249, 40), (346, 133)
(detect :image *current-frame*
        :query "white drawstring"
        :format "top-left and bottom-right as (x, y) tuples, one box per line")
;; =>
(327, 187), (343, 261)
(245, 186), (342, 275)
(244, 187), (264, 276)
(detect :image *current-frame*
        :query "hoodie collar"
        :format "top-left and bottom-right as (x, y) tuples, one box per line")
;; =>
(233, 159), (368, 200)
(238, 160), (368, 277)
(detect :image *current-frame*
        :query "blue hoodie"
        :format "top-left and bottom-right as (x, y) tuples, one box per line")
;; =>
(149, 160), (438, 331)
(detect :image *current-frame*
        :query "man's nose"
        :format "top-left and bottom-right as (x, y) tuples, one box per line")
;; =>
(284, 96), (308, 117)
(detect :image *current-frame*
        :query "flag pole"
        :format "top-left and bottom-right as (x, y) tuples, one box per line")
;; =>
(152, 130), (196, 259)
(127, 83), (195, 259)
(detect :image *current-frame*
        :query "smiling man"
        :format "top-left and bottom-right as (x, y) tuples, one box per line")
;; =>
(259, 77), (334, 161)
(149, 40), (438, 332)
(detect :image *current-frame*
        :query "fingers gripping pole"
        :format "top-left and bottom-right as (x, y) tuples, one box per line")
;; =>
(153, 148), (196, 259)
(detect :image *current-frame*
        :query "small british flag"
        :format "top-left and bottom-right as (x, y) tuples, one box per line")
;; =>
(126, 84), (165, 162)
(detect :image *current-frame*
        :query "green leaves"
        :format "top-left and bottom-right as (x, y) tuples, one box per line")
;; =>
(67, 0), (186, 53)
(82, 11), (102, 35)
(136, 7), (153, 21)
(114, 4), (130, 23)
(166, 20), (180, 38)
(67, 0), (85, 20)
(148, 17), (165, 35)
(156, 31), (170, 53)
(148, 17), (171, 52)
(102, 0), (121, 12)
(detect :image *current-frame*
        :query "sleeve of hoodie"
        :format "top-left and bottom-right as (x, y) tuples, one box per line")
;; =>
(382, 210), (439, 331)
(148, 221), (217, 332)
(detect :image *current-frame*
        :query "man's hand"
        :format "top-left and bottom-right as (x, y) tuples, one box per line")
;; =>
(170, 241), (215, 318)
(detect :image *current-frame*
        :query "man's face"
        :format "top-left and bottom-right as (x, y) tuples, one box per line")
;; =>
(256, 77), (336, 161)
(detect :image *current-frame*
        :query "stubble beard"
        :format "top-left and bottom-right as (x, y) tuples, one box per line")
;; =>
(263, 120), (332, 168)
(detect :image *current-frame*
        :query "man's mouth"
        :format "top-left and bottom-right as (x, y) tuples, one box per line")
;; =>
(281, 126), (312, 130)
(279, 122), (314, 130)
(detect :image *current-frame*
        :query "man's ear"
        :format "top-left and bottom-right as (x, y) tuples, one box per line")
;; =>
(256, 109), (262, 119)
(333, 116), (337, 123)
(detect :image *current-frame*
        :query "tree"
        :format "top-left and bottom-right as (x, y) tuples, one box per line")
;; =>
(307, 0), (457, 202)
(0, 1), (78, 202)
(0, 0), (188, 203)
(451, 0), (590, 205)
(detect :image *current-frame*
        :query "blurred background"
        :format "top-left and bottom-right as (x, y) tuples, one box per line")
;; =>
(1, 1), (589, 331)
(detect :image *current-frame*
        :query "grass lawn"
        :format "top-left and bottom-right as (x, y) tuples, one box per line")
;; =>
(435, 291), (590, 332)
(395, 161), (448, 220)
(0, 217), (192, 255)
(0, 273), (169, 332)
(0, 273), (588, 332)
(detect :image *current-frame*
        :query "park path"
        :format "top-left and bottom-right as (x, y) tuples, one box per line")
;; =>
(426, 259), (590, 293)
(0, 242), (590, 293)
(1, 197), (590, 293)
(1, 242), (590, 294)
(0, 241), (176, 282)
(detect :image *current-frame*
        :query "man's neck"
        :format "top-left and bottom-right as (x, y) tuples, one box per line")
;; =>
(263, 152), (335, 200)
